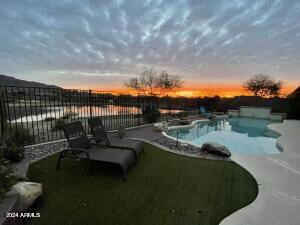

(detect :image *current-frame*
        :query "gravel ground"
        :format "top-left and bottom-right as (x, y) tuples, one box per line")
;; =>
(151, 136), (203, 154)
(25, 135), (205, 163)
(25, 140), (68, 162)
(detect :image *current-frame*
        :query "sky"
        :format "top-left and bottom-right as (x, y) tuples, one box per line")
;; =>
(0, 0), (299, 96)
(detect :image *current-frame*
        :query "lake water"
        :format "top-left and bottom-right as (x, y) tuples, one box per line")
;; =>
(12, 105), (182, 122)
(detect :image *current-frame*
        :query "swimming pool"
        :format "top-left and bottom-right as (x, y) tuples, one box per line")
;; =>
(166, 117), (281, 155)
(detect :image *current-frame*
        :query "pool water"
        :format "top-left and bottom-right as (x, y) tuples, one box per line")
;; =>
(167, 117), (281, 155)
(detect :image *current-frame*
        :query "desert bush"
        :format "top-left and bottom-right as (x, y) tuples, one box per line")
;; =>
(62, 111), (77, 120)
(133, 114), (142, 119)
(44, 117), (56, 121)
(0, 152), (15, 199)
(288, 93), (300, 119)
(142, 105), (161, 123)
(1, 140), (25, 163)
(179, 111), (187, 119)
(9, 124), (35, 146)
(52, 118), (65, 131)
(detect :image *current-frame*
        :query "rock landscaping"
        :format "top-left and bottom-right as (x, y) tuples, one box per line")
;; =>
(151, 136), (202, 154)
(151, 136), (231, 158)
(24, 135), (231, 165)
(25, 141), (68, 162)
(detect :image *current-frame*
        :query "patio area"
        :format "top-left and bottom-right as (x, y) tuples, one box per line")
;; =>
(20, 116), (300, 225)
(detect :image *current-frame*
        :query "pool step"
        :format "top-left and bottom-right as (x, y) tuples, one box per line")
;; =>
(264, 130), (279, 138)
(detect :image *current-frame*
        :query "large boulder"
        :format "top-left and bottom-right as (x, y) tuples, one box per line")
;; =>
(200, 142), (231, 157)
(153, 122), (168, 132)
(9, 182), (42, 211)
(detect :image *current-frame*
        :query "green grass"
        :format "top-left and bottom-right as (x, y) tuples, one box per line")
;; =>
(28, 144), (258, 225)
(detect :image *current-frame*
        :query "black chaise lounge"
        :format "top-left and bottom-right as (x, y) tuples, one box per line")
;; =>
(56, 121), (136, 180)
(88, 117), (144, 160)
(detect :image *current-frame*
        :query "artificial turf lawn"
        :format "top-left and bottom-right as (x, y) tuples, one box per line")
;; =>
(28, 143), (258, 225)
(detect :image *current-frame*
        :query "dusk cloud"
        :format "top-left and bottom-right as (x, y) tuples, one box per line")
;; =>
(0, 0), (299, 88)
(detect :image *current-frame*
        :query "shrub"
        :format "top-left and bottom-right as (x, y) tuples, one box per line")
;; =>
(62, 111), (77, 120)
(133, 114), (142, 118)
(142, 105), (161, 123)
(1, 141), (25, 163)
(288, 97), (300, 119)
(179, 111), (187, 119)
(9, 124), (35, 146)
(44, 117), (56, 122)
(52, 118), (65, 131)
(0, 152), (15, 199)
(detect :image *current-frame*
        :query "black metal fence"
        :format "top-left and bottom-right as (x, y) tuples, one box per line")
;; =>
(1, 86), (200, 145)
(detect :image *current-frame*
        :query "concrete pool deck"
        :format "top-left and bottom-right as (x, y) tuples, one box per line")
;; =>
(220, 119), (300, 225)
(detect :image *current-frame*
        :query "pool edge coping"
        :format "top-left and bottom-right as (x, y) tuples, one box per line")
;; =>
(161, 118), (211, 145)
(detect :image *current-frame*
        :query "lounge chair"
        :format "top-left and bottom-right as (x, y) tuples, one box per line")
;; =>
(88, 118), (144, 160)
(56, 121), (136, 180)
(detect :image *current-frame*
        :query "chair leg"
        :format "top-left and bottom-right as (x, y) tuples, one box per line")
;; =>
(88, 160), (94, 177)
(122, 168), (127, 181)
(56, 153), (63, 171)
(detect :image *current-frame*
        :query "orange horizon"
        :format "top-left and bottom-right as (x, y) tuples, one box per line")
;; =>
(62, 83), (298, 98)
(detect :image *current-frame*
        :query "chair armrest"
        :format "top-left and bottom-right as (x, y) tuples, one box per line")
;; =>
(89, 137), (110, 147)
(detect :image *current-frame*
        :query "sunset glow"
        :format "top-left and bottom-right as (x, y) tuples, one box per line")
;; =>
(69, 83), (297, 98)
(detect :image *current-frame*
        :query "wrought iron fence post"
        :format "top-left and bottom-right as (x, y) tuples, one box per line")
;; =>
(184, 98), (187, 116)
(137, 93), (140, 126)
(0, 85), (8, 145)
(89, 89), (93, 118)
(168, 95), (171, 121)
(176, 131), (179, 148)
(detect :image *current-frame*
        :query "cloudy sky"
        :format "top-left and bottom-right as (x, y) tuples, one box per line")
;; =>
(0, 0), (299, 94)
